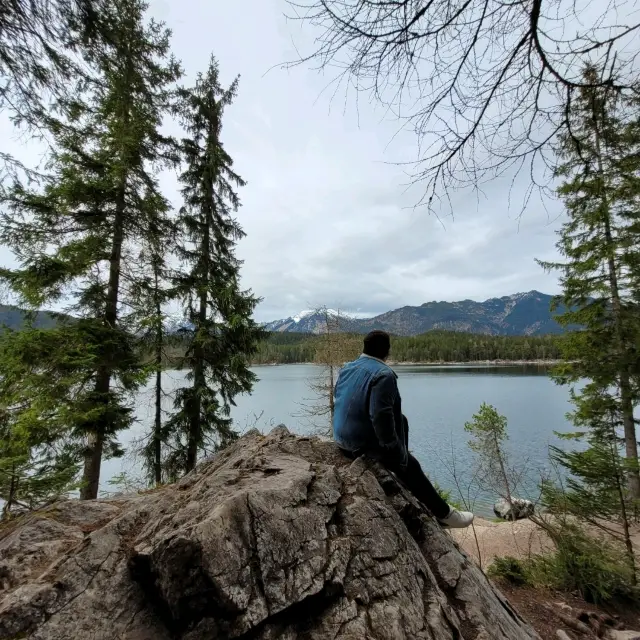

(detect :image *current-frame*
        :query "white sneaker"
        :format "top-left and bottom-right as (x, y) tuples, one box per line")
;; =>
(438, 508), (474, 529)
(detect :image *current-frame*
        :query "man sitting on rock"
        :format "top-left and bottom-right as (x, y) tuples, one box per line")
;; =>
(333, 330), (474, 529)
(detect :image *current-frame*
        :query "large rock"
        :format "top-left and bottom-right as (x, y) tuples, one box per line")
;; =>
(493, 498), (535, 521)
(0, 427), (540, 639)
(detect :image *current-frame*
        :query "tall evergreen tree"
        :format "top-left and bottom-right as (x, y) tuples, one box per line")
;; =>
(0, 0), (181, 499)
(166, 57), (266, 476)
(538, 65), (640, 499)
(132, 191), (177, 486)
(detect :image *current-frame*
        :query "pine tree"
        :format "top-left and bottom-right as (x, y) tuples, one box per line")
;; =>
(166, 57), (266, 476)
(538, 65), (640, 499)
(464, 403), (517, 516)
(0, 0), (181, 499)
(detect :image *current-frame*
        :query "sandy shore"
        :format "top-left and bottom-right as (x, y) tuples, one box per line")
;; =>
(450, 516), (640, 569)
(449, 517), (554, 568)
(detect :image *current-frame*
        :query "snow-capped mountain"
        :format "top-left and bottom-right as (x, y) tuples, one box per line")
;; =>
(263, 291), (564, 336)
(163, 313), (194, 334)
(263, 309), (361, 334)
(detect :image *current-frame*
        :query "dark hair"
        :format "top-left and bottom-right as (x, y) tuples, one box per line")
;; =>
(363, 330), (391, 360)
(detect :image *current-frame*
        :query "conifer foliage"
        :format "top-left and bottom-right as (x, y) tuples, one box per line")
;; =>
(0, 0), (181, 500)
(0, 26), (263, 505)
(164, 58), (266, 477)
(539, 65), (640, 579)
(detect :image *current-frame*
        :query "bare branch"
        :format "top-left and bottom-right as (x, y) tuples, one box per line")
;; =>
(284, 0), (640, 210)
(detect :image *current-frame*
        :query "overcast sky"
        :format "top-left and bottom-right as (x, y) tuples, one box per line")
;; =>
(0, 0), (567, 322)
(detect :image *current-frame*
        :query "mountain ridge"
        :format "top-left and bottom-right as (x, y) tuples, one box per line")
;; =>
(263, 291), (564, 337)
(0, 304), (63, 331)
(0, 291), (564, 337)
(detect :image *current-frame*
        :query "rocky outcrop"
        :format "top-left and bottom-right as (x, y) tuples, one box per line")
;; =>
(493, 498), (535, 521)
(0, 427), (540, 639)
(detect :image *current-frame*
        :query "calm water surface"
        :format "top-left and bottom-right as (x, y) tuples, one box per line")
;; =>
(103, 364), (576, 517)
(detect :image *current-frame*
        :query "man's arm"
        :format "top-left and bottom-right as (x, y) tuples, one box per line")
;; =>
(369, 373), (408, 468)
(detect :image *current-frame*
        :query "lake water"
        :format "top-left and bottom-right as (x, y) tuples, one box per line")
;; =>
(102, 364), (576, 517)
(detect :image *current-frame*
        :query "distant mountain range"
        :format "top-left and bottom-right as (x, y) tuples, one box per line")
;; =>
(263, 291), (564, 337)
(0, 306), (193, 335)
(0, 291), (564, 338)
(0, 305), (61, 331)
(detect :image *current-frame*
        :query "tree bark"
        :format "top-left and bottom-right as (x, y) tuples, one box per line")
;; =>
(186, 192), (211, 472)
(610, 434), (637, 583)
(2, 463), (17, 520)
(153, 274), (163, 485)
(80, 183), (125, 500)
(186, 286), (207, 471)
(493, 429), (515, 518)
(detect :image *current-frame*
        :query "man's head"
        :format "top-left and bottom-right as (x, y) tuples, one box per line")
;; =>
(363, 330), (391, 361)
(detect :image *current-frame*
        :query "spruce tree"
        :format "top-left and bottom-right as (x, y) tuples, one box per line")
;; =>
(538, 65), (640, 499)
(132, 193), (177, 486)
(537, 63), (640, 578)
(0, 0), (181, 499)
(166, 57), (266, 476)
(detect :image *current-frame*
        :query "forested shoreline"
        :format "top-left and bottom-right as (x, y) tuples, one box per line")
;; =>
(251, 330), (563, 365)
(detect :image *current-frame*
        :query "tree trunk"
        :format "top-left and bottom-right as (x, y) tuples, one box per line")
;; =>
(2, 463), (17, 520)
(603, 214), (639, 497)
(616, 458), (637, 584)
(80, 185), (125, 500)
(154, 367), (162, 484)
(608, 414), (637, 583)
(493, 430), (514, 519)
(329, 364), (335, 425)
(592, 111), (640, 499)
(154, 278), (163, 485)
(186, 219), (210, 473)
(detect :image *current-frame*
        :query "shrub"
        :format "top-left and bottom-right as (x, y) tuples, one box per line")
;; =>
(488, 523), (637, 604)
(487, 556), (529, 586)
(529, 523), (636, 604)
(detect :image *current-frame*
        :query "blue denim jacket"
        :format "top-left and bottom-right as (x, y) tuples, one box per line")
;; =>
(333, 354), (408, 467)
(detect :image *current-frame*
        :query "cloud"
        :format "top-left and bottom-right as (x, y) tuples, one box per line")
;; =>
(0, 0), (566, 322)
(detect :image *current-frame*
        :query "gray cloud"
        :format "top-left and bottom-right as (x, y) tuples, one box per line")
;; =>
(0, 0), (566, 322)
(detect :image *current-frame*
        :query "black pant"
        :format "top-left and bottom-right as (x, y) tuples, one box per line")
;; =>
(342, 448), (451, 519)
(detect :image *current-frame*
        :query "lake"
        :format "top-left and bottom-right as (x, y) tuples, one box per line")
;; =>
(102, 363), (576, 517)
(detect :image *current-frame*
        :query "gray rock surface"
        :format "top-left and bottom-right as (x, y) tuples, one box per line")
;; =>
(493, 498), (535, 521)
(0, 427), (540, 639)
(606, 632), (640, 640)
